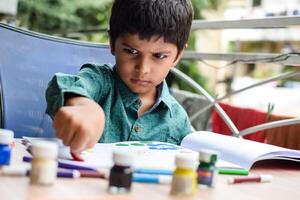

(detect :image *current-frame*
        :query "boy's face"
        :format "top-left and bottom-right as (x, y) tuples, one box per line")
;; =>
(110, 34), (183, 96)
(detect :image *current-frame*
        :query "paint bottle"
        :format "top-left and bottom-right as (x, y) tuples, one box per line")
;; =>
(170, 153), (198, 196)
(0, 129), (14, 166)
(197, 149), (219, 187)
(108, 150), (134, 194)
(30, 141), (58, 185)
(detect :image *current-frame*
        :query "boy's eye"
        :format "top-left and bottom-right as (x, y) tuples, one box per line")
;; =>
(153, 53), (168, 59)
(124, 48), (138, 55)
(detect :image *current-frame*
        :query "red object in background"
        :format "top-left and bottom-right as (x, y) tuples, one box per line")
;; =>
(212, 102), (267, 143)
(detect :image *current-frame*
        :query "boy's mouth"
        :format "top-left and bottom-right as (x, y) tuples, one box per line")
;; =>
(130, 78), (151, 86)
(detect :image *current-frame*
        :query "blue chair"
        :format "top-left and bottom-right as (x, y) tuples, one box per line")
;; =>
(0, 23), (115, 138)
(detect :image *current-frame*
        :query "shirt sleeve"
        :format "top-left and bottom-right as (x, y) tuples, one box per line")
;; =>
(45, 64), (110, 118)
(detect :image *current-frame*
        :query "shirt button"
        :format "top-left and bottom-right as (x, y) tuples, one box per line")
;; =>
(134, 99), (139, 105)
(134, 125), (141, 133)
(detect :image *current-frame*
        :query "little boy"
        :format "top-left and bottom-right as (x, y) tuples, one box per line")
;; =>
(46, 0), (194, 157)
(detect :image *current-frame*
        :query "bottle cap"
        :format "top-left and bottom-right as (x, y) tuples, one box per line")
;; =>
(31, 140), (58, 159)
(0, 129), (14, 144)
(260, 174), (273, 182)
(112, 150), (134, 166)
(175, 153), (198, 170)
(199, 149), (219, 164)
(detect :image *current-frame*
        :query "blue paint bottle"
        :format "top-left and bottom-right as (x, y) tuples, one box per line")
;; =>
(0, 129), (14, 166)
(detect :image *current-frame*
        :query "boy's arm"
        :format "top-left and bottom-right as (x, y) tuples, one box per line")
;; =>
(45, 64), (110, 155)
(53, 95), (105, 154)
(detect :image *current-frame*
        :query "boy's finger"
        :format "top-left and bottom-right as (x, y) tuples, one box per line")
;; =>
(69, 131), (88, 154)
(61, 125), (77, 146)
(61, 131), (75, 146)
(71, 151), (84, 161)
(53, 112), (65, 138)
(54, 125), (65, 139)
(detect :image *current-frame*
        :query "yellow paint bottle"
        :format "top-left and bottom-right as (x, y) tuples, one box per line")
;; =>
(170, 153), (198, 196)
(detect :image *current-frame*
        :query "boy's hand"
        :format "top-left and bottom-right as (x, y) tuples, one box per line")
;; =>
(53, 96), (105, 155)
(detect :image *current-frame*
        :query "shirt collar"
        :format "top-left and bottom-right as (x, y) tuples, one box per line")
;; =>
(144, 81), (174, 118)
(157, 80), (173, 116)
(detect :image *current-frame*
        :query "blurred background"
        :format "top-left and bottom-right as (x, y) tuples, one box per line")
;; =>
(0, 0), (300, 117)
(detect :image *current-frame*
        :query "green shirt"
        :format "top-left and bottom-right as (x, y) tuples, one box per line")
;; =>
(46, 64), (191, 145)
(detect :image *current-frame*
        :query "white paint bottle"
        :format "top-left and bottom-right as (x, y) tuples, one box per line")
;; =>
(30, 140), (58, 185)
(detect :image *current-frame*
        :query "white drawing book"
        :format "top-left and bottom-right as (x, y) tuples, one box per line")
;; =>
(181, 131), (300, 170)
(23, 131), (300, 170)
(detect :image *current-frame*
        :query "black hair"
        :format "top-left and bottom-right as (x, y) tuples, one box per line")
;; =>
(109, 0), (194, 53)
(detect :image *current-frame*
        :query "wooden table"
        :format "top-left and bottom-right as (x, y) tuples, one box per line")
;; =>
(1, 141), (300, 200)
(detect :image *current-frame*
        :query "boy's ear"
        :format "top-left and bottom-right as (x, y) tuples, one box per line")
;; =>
(172, 49), (185, 67)
(108, 30), (115, 55)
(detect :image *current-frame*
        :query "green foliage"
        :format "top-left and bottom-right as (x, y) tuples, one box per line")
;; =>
(192, 0), (220, 19)
(17, 0), (112, 35)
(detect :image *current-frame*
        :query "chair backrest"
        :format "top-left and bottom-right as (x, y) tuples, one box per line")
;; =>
(0, 23), (115, 138)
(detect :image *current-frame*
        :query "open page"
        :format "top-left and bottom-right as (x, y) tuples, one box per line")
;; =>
(61, 141), (199, 170)
(181, 131), (300, 170)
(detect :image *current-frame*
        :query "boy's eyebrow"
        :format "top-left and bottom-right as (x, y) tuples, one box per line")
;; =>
(121, 42), (137, 49)
(121, 42), (172, 54)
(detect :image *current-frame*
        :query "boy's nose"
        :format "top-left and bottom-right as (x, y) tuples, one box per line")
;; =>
(135, 57), (150, 75)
